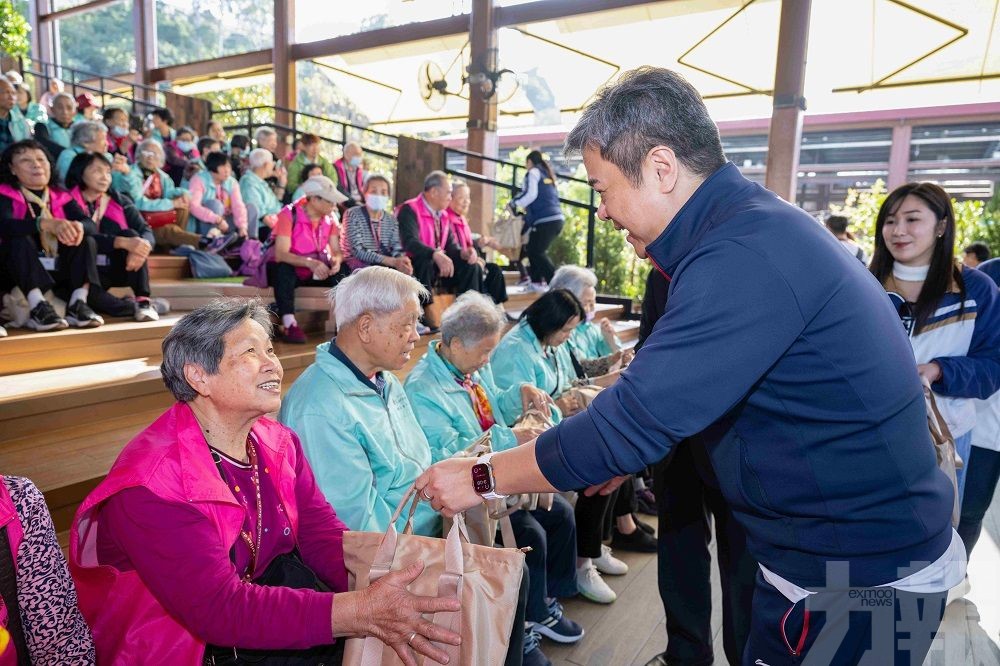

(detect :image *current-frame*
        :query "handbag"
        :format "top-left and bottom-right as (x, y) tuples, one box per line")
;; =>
(507, 409), (556, 512)
(141, 208), (189, 229)
(342, 487), (525, 666)
(491, 211), (524, 261)
(188, 249), (234, 279)
(922, 380), (963, 527)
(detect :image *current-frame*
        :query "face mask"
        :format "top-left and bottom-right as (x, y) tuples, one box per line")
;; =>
(366, 194), (388, 211)
(585, 310), (596, 322)
(349, 156), (362, 168)
(176, 140), (195, 153)
(111, 125), (129, 138)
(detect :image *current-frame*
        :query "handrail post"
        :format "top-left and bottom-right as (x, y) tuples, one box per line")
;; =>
(586, 189), (597, 269)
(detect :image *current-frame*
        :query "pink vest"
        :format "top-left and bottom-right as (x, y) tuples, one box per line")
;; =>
(0, 479), (24, 666)
(69, 187), (128, 231)
(285, 200), (338, 280)
(398, 196), (450, 254)
(70, 403), (305, 665)
(0, 183), (72, 221)
(333, 158), (364, 194)
(443, 208), (473, 251)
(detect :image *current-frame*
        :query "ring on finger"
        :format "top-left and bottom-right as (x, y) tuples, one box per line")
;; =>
(419, 488), (432, 501)
(408, 631), (417, 645)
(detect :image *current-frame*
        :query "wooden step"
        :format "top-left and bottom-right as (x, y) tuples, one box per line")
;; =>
(148, 255), (190, 281)
(124, 279), (334, 312)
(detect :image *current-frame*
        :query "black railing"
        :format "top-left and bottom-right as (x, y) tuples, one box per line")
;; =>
(444, 147), (599, 268)
(18, 56), (166, 115)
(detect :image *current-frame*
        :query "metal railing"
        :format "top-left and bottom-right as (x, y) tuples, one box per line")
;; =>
(444, 147), (599, 268)
(17, 56), (166, 115)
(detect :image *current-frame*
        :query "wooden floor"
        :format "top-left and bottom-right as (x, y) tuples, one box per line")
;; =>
(544, 485), (1000, 666)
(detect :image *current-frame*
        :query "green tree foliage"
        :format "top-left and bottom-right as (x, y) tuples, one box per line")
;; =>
(829, 178), (994, 258)
(0, 0), (31, 59)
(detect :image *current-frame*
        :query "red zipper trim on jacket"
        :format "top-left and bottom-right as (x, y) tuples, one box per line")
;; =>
(780, 604), (811, 656)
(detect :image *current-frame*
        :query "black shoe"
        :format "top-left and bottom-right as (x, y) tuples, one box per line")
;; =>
(27, 301), (68, 332)
(523, 629), (552, 666)
(65, 299), (104, 328)
(89, 288), (136, 318)
(611, 526), (658, 553)
(633, 514), (656, 535)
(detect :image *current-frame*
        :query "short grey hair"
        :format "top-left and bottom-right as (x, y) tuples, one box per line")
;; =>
(549, 265), (597, 301)
(254, 126), (277, 144)
(363, 173), (393, 195)
(70, 120), (105, 147)
(137, 138), (164, 167)
(51, 92), (75, 107)
(331, 266), (429, 328)
(565, 67), (725, 185)
(160, 299), (273, 402)
(423, 170), (449, 192)
(440, 292), (506, 347)
(248, 147), (274, 170)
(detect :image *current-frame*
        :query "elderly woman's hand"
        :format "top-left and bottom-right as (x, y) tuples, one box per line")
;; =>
(513, 426), (545, 445)
(519, 384), (554, 415)
(172, 196), (189, 210)
(337, 561), (462, 666)
(554, 393), (582, 417)
(40, 218), (84, 246)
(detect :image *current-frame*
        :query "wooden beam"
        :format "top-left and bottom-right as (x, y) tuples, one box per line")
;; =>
(274, 0), (296, 131)
(887, 124), (913, 190)
(466, 0), (499, 237)
(133, 0), (157, 95)
(495, 0), (658, 27)
(148, 50), (272, 84)
(290, 14), (470, 61)
(764, 0), (812, 202)
(38, 0), (117, 23)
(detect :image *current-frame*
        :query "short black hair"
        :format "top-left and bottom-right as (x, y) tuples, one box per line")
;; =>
(197, 136), (220, 155)
(298, 162), (322, 188)
(102, 106), (128, 123)
(230, 134), (251, 150)
(964, 241), (991, 263)
(64, 151), (110, 191)
(825, 214), (849, 234)
(0, 140), (57, 188)
(204, 151), (230, 173)
(175, 126), (195, 140)
(521, 289), (586, 342)
(150, 108), (174, 125)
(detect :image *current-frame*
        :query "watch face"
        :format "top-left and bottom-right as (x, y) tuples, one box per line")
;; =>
(471, 463), (494, 494)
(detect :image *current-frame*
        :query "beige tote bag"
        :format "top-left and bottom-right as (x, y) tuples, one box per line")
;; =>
(922, 380), (963, 527)
(343, 487), (525, 666)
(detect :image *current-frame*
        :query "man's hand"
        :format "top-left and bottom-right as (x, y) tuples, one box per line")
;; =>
(415, 457), (482, 518)
(433, 250), (454, 278)
(583, 475), (630, 498)
(520, 383), (554, 415)
(40, 218), (84, 246)
(275, 165), (288, 188)
(513, 426), (545, 446)
(599, 318), (618, 349)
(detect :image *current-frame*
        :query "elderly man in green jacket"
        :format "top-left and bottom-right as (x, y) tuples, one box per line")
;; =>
(278, 265), (439, 536)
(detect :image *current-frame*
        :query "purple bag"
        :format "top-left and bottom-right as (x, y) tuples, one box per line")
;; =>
(240, 239), (275, 288)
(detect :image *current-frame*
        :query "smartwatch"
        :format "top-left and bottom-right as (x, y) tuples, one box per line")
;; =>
(471, 452), (508, 501)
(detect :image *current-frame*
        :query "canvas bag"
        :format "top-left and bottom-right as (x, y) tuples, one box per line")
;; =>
(342, 487), (525, 666)
(923, 380), (963, 527)
(491, 211), (524, 260)
(505, 409), (557, 512)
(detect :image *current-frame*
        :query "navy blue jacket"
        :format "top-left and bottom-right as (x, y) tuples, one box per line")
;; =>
(535, 163), (954, 588)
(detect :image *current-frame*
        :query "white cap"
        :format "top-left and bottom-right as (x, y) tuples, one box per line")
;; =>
(300, 175), (348, 204)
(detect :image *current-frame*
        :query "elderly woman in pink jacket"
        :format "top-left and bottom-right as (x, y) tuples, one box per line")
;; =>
(70, 298), (460, 665)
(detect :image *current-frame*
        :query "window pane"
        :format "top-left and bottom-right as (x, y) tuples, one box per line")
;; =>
(52, 0), (99, 10)
(56, 0), (135, 75)
(294, 0), (470, 44)
(156, 0), (273, 67)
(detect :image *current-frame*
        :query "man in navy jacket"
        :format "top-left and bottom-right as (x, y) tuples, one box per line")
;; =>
(417, 67), (963, 665)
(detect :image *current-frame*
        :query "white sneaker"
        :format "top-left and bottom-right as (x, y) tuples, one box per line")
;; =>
(528, 282), (548, 293)
(134, 299), (160, 322)
(151, 297), (171, 315)
(0, 324), (7, 337)
(577, 560), (616, 604)
(594, 545), (629, 576)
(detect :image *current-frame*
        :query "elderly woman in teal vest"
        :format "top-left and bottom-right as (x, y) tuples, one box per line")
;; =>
(56, 121), (140, 195)
(0, 77), (33, 154)
(188, 152), (251, 237)
(279, 266), (439, 536)
(403, 291), (584, 661)
(239, 148), (286, 241)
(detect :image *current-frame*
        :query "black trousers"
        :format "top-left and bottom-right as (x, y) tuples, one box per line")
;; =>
(0, 235), (101, 298)
(654, 443), (756, 666)
(483, 262), (508, 304)
(613, 475), (638, 519)
(268, 262), (347, 317)
(508, 495), (579, 622)
(95, 230), (151, 298)
(575, 489), (616, 559)
(958, 445), (1000, 557)
(525, 219), (563, 284)
(410, 250), (484, 304)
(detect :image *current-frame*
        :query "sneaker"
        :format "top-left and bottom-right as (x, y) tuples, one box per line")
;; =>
(279, 323), (307, 344)
(522, 628), (552, 666)
(612, 525), (658, 553)
(593, 544), (629, 576)
(516, 276), (532, 287)
(65, 299), (104, 328)
(528, 282), (548, 293)
(204, 234), (232, 255)
(0, 324), (7, 337)
(89, 289), (136, 318)
(134, 298), (160, 322)
(151, 297), (171, 315)
(577, 560), (617, 604)
(531, 599), (584, 644)
(27, 301), (68, 331)
(633, 514), (656, 535)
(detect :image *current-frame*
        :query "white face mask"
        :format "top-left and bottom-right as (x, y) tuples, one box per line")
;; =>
(585, 310), (596, 322)
(111, 125), (129, 138)
(349, 156), (362, 168)
(366, 194), (388, 211)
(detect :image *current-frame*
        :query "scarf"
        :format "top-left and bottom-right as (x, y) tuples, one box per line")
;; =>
(437, 344), (497, 431)
(20, 187), (59, 256)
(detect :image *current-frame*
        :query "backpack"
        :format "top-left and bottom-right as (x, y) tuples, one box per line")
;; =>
(187, 249), (233, 279)
(241, 239), (276, 288)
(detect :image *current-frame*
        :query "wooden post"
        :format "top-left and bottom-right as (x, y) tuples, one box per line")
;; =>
(887, 124), (912, 191)
(763, 0), (813, 203)
(274, 0), (296, 134)
(465, 0), (498, 236)
(133, 0), (157, 108)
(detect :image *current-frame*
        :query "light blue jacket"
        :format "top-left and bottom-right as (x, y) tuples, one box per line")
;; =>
(568, 321), (615, 360)
(491, 320), (574, 414)
(4, 107), (33, 142)
(56, 145), (140, 194)
(240, 169), (283, 218)
(403, 341), (524, 462)
(128, 165), (189, 212)
(279, 341), (439, 536)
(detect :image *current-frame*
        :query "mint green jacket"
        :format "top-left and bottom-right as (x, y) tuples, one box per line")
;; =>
(239, 170), (283, 218)
(5, 108), (33, 142)
(128, 165), (189, 212)
(568, 321), (615, 360)
(403, 341), (524, 462)
(56, 145), (140, 194)
(279, 342), (439, 536)
(490, 321), (575, 415)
